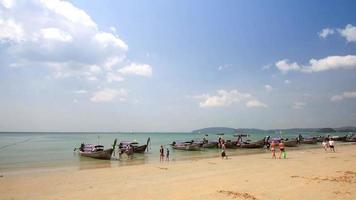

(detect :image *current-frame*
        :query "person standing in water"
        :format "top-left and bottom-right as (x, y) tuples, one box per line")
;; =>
(159, 145), (165, 162)
(166, 148), (170, 161)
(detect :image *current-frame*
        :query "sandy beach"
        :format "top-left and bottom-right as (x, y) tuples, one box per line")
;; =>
(1, 144), (356, 200)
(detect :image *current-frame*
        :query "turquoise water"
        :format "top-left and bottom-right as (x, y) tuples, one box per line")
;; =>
(0, 131), (348, 175)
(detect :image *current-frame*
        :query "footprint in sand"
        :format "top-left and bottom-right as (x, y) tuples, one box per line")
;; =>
(217, 190), (258, 200)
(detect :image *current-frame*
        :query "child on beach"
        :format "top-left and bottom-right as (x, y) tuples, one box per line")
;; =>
(166, 148), (170, 161)
(221, 149), (228, 159)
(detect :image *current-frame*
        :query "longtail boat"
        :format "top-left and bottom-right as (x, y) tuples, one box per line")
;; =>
(78, 139), (117, 160)
(171, 141), (201, 151)
(118, 138), (150, 154)
(283, 139), (298, 147)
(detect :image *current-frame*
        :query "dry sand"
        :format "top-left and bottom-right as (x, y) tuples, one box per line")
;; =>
(1, 144), (356, 200)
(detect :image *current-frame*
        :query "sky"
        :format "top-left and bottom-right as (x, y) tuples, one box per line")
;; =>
(1, 0), (356, 132)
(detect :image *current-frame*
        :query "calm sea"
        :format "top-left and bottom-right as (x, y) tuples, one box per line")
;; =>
(0, 131), (346, 176)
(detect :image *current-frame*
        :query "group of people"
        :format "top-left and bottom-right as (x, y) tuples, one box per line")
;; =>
(159, 145), (170, 162)
(270, 140), (286, 159)
(322, 138), (335, 152)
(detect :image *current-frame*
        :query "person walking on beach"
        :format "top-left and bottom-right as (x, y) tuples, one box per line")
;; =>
(329, 139), (335, 152)
(166, 148), (170, 161)
(271, 141), (276, 159)
(160, 145), (165, 162)
(221, 149), (227, 159)
(322, 138), (329, 151)
(279, 140), (286, 159)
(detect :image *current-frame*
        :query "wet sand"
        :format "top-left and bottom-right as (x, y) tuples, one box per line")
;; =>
(1, 144), (356, 200)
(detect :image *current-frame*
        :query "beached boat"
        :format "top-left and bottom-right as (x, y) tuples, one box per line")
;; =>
(78, 139), (116, 160)
(283, 139), (298, 147)
(299, 138), (318, 144)
(330, 135), (347, 142)
(237, 142), (264, 148)
(118, 138), (150, 153)
(202, 141), (218, 148)
(172, 141), (201, 151)
(346, 135), (356, 142)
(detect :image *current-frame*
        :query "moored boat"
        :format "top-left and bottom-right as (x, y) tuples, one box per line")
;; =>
(78, 139), (116, 160)
(283, 139), (298, 147)
(118, 138), (150, 153)
(172, 141), (201, 151)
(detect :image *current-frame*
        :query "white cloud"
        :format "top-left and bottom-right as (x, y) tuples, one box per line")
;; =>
(319, 28), (334, 39)
(39, 0), (97, 28)
(1, 0), (15, 9)
(0, 0), (151, 83)
(118, 63), (152, 77)
(264, 84), (273, 92)
(94, 32), (128, 50)
(40, 28), (72, 42)
(90, 88), (128, 102)
(194, 89), (267, 108)
(275, 55), (356, 73)
(284, 80), (291, 84)
(218, 64), (231, 71)
(292, 102), (306, 109)
(331, 91), (356, 101)
(338, 24), (356, 43)
(89, 65), (102, 74)
(0, 18), (24, 42)
(275, 59), (301, 73)
(246, 100), (267, 108)
(74, 90), (87, 94)
(107, 72), (124, 82)
(103, 56), (123, 71)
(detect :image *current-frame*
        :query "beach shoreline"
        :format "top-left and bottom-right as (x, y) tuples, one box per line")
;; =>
(1, 143), (356, 200)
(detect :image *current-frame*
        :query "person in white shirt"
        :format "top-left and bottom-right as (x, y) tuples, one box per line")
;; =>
(329, 139), (335, 152)
(322, 139), (329, 151)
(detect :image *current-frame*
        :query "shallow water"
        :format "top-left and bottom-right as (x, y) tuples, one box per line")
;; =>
(0, 131), (350, 175)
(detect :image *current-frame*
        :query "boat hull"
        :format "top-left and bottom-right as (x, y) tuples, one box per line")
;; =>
(283, 140), (298, 147)
(133, 145), (148, 153)
(172, 144), (201, 151)
(79, 148), (113, 160)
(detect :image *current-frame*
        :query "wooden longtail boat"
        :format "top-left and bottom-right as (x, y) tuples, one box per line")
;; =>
(172, 141), (201, 151)
(202, 141), (218, 148)
(78, 139), (117, 160)
(118, 138), (150, 153)
(330, 135), (347, 142)
(346, 135), (356, 142)
(300, 138), (318, 144)
(283, 139), (298, 147)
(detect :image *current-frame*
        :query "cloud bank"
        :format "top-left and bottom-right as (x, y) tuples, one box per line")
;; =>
(0, 0), (152, 102)
(331, 91), (356, 101)
(194, 90), (267, 108)
(275, 55), (356, 73)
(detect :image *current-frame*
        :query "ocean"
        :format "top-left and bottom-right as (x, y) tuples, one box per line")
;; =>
(0, 131), (347, 176)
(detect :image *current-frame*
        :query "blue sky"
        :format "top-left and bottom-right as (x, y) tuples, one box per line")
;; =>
(1, 0), (356, 132)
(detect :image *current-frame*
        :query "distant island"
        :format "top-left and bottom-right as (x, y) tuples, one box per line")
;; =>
(192, 126), (356, 134)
